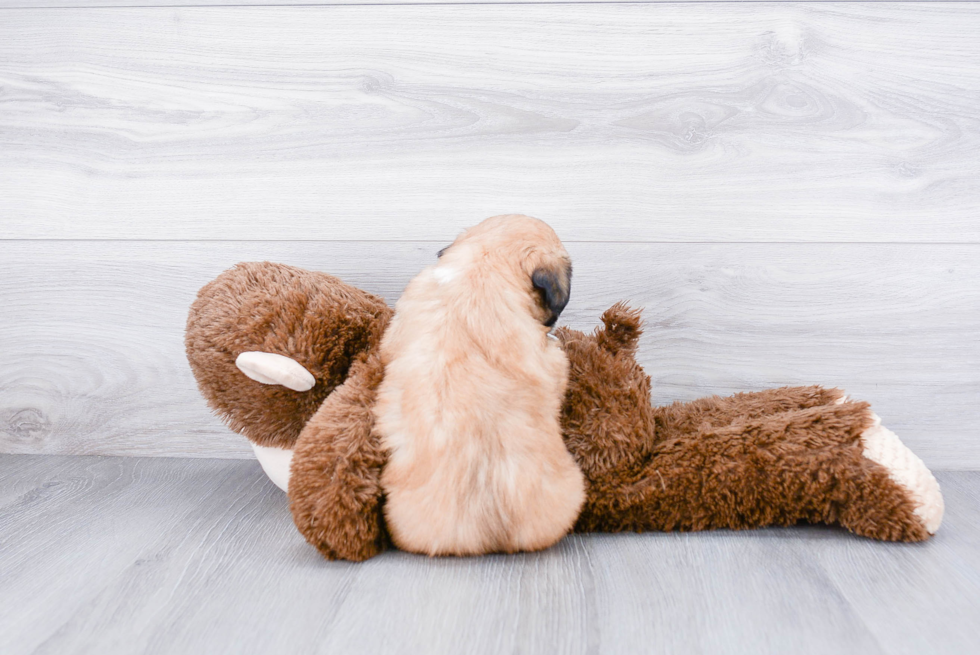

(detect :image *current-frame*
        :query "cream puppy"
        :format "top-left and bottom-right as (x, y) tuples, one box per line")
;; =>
(375, 215), (585, 556)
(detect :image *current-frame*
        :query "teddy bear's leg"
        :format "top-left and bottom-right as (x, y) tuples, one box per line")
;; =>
(655, 385), (847, 433)
(288, 352), (389, 561)
(653, 387), (944, 535)
(579, 399), (942, 542)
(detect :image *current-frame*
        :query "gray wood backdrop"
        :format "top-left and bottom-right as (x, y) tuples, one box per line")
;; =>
(1, 2), (978, 468)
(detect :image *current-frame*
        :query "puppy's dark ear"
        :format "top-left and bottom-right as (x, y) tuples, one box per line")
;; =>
(532, 263), (572, 327)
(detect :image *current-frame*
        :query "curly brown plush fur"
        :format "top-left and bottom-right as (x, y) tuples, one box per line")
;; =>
(290, 351), (391, 561)
(560, 305), (928, 542)
(185, 262), (390, 449)
(186, 263), (936, 562)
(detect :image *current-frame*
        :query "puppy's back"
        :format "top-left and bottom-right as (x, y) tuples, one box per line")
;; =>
(375, 216), (585, 555)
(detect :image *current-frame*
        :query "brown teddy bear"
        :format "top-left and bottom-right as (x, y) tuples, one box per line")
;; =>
(185, 261), (944, 561)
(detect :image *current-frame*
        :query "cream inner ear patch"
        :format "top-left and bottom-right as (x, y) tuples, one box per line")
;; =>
(235, 351), (316, 392)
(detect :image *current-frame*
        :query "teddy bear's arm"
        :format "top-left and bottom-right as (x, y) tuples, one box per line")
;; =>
(288, 351), (390, 562)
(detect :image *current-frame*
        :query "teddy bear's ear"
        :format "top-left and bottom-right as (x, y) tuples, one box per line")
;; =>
(596, 302), (643, 355)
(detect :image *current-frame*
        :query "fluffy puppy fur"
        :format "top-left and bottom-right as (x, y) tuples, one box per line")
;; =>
(374, 214), (585, 556)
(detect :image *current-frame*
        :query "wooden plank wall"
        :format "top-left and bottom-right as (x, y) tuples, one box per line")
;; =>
(1, 3), (978, 467)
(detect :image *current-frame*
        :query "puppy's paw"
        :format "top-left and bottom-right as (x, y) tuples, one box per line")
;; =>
(861, 415), (944, 534)
(235, 351), (316, 392)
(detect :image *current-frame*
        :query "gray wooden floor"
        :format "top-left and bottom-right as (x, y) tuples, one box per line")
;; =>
(1, 454), (978, 655)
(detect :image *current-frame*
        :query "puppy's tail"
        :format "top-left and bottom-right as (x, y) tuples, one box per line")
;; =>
(596, 302), (643, 355)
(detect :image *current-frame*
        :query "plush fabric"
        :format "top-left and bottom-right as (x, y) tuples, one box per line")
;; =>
(185, 262), (390, 449)
(559, 307), (926, 542)
(186, 263), (936, 562)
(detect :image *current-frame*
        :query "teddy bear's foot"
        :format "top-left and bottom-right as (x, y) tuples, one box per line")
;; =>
(835, 394), (944, 533)
(251, 442), (294, 492)
(860, 413), (944, 534)
(235, 351), (316, 392)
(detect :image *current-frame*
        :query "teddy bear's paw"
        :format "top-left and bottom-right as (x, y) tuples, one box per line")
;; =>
(251, 442), (294, 492)
(861, 415), (944, 534)
(235, 351), (315, 392)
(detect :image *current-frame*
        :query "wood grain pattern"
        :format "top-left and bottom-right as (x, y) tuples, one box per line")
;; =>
(1, 240), (977, 467)
(1, 4), (979, 241)
(4, 0), (957, 8)
(1, 455), (978, 655)
(0, 0), (761, 7)
(809, 472), (980, 655)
